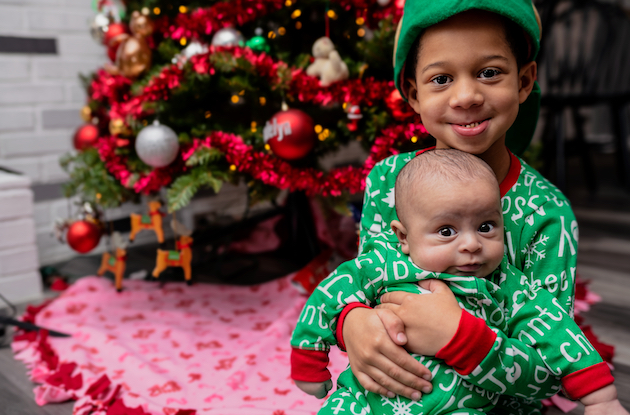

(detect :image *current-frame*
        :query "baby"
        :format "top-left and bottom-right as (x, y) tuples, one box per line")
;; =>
(291, 149), (621, 414)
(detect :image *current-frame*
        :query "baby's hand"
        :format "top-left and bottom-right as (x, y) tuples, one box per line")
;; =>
(581, 385), (630, 415)
(294, 379), (333, 399)
(583, 399), (629, 415)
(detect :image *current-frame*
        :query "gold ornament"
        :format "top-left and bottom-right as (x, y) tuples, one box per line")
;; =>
(116, 37), (152, 78)
(80, 106), (92, 122)
(109, 118), (129, 136)
(114, 11), (153, 78)
(129, 10), (154, 38)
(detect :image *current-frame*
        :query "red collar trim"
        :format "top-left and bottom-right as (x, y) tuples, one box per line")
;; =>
(415, 147), (520, 198)
(500, 150), (521, 197)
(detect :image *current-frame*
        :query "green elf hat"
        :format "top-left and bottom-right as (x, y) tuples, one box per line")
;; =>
(393, 0), (542, 155)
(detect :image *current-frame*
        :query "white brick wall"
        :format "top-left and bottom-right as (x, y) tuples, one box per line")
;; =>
(0, 1), (109, 267)
(0, 170), (42, 303)
(0, 2), (107, 185)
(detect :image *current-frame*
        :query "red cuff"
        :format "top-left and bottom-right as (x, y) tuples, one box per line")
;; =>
(562, 362), (614, 400)
(335, 303), (372, 351)
(291, 348), (331, 382)
(435, 310), (496, 375)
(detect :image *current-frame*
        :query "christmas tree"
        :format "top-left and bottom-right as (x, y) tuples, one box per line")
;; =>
(62, 0), (430, 213)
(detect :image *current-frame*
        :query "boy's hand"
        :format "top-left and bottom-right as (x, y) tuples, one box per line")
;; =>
(342, 307), (433, 401)
(377, 279), (462, 356)
(582, 385), (630, 415)
(294, 379), (333, 399)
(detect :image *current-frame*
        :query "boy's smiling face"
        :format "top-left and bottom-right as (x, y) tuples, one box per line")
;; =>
(405, 11), (536, 159)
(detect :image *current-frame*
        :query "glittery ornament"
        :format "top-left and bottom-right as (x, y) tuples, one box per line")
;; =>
(66, 220), (102, 253)
(73, 124), (100, 151)
(90, 12), (113, 44)
(211, 27), (245, 47)
(245, 28), (270, 53)
(263, 109), (315, 160)
(135, 120), (180, 168)
(80, 106), (92, 123)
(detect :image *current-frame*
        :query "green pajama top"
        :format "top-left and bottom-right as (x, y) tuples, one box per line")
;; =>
(290, 234), (611, 413)
(352, 149), (594, 412)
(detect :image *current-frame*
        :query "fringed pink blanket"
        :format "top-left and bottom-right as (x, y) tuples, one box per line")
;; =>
(12, 275), (348, 415)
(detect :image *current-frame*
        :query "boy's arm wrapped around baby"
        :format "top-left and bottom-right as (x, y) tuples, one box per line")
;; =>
(290, 240), (421, 398)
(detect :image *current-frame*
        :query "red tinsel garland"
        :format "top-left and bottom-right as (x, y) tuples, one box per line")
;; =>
(179, 122), (426, 197)
(87, 0), (418, 200)
(153, 0), (401, 42)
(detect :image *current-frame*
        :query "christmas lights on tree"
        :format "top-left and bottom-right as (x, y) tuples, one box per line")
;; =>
(63, 0), (430, 213)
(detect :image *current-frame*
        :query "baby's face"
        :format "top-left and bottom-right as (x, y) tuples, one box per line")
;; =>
(399, 179), (504, 278)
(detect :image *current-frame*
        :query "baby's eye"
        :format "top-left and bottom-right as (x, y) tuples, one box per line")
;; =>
(478, 69), (500, 79)
(438, 227), (456, 237)
(431, 75), (451, 85)
(478, 222), (495, 233)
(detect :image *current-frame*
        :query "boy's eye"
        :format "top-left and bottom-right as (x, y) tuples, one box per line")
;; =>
(479, 69), (500, 79)
(438, 227), (456, 237)
(431, 75), (451, 85)
(478, 222), (495, 233)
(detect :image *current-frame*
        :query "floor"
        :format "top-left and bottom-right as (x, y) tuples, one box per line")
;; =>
(1, 152), (629, 414)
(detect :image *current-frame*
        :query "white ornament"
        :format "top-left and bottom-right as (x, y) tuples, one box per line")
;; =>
(377, 0), (391, 6)
(211, 28), (245, 47)
(135, 120), (180, 168)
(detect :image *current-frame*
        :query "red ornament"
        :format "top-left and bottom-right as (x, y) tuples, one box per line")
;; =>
(103, 23), (129, 62)
(73, 124), (100, 151)
(66, 220), (102, 253)
(263, 109), (315, 160)
(346, 105), (363, 132)
(385, 89), (417, 122)
(103, 22), (128, 46)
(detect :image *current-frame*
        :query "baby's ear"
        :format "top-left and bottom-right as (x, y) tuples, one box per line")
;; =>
(390, 220), (410, 254)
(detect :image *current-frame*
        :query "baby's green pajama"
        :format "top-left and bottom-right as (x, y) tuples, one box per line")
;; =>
(355, 150), (583, 414)
(290, 233), (611, 414)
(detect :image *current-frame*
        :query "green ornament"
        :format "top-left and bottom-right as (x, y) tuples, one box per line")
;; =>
(246, 28), (270, 53)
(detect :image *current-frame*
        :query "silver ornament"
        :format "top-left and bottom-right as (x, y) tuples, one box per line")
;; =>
(376, 0), (391, 5)
(90, 12), (113, 43)
(135, 120), (180, 168)
(172, 41), (209, 66)
(183, 41), (209, 58)
(211, 28), (245, 47)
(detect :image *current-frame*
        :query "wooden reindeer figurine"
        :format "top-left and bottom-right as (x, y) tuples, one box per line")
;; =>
(129, 200), (165, 243)
(152, 219), (194, 285)
(97, 232), (128, 292)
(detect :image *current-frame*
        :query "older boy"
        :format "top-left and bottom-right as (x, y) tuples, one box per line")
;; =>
(291, 150), (622, 414)
(338, 3), (603, 414)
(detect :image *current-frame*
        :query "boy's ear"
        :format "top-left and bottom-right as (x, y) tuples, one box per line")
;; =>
(390, 220), (410, 255)
(518, 61), (537, 104)
(404, 78), (421, 115)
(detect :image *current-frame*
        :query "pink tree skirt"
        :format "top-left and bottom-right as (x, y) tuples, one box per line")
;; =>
(12, 275), (348, 415)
